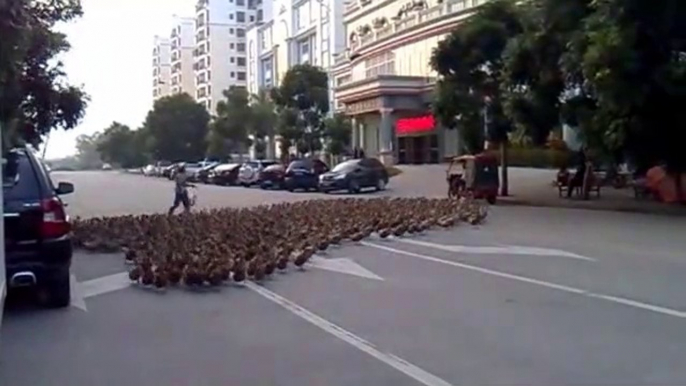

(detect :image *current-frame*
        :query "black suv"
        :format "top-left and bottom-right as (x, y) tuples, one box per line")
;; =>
(3, 147), (74, 307)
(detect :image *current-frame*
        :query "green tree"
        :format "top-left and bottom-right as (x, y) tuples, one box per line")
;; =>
(210, 86), (253, 157)
(561, 0), (686, 176)
(322, 113), (352, 157)
(96, 122), (150, 168)
(249, 88), (277, 159)
(0, 0), (88, 148)
(271, 64), (329, 156)
(431, 0), (524, 195)
(501, 0), (592, 146)
(144, 93), (210, 162)
(74, 133), (102, 170)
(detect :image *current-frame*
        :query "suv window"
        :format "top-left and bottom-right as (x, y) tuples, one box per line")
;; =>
(3, 150), (41, 201)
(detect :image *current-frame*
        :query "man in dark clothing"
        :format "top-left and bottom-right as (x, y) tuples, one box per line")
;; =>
(567, 150), (587, 197)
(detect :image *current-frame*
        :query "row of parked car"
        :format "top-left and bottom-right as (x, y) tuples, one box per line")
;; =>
(142, 157), (390, 194)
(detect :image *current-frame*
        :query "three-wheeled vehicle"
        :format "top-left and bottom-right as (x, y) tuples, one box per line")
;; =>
(446, 153), (499, 204)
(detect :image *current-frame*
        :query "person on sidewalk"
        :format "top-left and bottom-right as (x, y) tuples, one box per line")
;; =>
(567, 150), (587, 198)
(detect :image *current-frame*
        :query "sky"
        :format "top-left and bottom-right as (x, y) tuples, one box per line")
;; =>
(45, 0), (194, 159)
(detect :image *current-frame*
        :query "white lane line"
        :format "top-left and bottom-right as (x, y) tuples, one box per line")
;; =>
(245, 281), (454, 386)
(392, 237), (595, 262)
(361, 241), (686, 319)
(70, 274), (88, 311)
(80, 272), (131, 299)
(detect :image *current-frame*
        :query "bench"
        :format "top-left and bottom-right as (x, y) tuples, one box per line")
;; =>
(556, 171), (602, 198)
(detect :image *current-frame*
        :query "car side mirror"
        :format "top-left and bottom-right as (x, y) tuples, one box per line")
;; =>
(56, 182), (74, 195)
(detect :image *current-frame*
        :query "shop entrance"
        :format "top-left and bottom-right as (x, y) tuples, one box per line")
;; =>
(397, 134), (439, 164)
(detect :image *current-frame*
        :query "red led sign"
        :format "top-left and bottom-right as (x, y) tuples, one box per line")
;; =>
(396, 115), (436, 135)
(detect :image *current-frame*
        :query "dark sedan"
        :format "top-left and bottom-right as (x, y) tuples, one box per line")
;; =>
(319, 158), (389, 193)
(283, 159), (329, 192)
(208, 163), (242, 186)
(259, 164), (286, 190)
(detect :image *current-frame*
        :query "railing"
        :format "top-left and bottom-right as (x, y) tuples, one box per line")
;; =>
(349, 0), (486, 53)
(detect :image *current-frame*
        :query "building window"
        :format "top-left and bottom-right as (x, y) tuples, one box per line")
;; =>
(336, 75), (351, 86)
(260, 57), (272, 87)
(260, 31), (267, 50)
(250, 15), (254, 22)
(295, 2), (310, 30)
(236, 12), (245, 22)
(230, 28), (234, 34)
(257, 9), (263, 21)
(230, 13), (234, 20)
(237, 72), (246, 80)
(297, 39), (310, 64)
(230, 43), (235, 49)
(237, 57), (246, 66)
(236, 28), (245, 37)
(365, 51), (395, 78)
(237, 0), (245, 5)
(231, 72), (235, 78)
(237, 43), (246, 52)
(230, 57), (235, 63)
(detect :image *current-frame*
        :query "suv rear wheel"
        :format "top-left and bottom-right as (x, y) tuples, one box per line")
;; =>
(45, 268), (71, 308)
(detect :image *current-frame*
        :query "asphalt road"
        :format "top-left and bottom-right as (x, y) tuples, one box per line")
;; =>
(3, 171), (686, 385)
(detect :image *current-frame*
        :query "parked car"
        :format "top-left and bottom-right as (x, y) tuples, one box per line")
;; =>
(3, 147), (74, 308)
(162, 164), (177, 179)
(154, 161), (172, 176)
(102, 163), (112, 170)
(259, 164), (286, 190)
(169, 162), (201, 180)
(319, 158), (389, 193)
(143, 164), (156, 176)
(193, 162), (220, 183)
(208, 163), (242, 185)
(238, 160), (278, 187)
(284, 158), (329, 192)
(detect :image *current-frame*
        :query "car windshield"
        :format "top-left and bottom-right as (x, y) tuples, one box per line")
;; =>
(332, 160), (360, 173)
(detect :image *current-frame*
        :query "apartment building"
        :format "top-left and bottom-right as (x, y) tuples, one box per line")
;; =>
(194, 0), (261, 114)
(170, 17), (196, 97)
(152, 36), (172, 100)
(246, 0), (345, 111)
(332, 0), (491, 165)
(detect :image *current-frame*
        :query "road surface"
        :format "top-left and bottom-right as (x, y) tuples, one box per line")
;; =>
(2, 171), (686, 385)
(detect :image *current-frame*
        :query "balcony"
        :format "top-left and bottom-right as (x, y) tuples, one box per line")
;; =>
(349, 0), (486, 54)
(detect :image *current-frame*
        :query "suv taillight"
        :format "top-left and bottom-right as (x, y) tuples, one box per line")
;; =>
(41, 197), (71, 238)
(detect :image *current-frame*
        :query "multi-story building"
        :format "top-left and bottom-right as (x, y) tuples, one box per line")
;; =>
(152, 36), (172, 100)
(170, 17), (196, 97)
(246, 0), (345, 111)
(332, 0), (491, 165)
(194, 0), (259, 114)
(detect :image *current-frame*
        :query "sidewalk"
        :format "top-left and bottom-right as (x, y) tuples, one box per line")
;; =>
(396, 165), (686, 216)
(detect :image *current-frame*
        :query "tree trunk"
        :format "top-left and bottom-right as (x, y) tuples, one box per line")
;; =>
(499, 140), (509, 196)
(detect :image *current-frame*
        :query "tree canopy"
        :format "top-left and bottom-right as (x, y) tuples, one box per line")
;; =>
(248, 89), (277, 159)
(208, 86), (253, 157)
(96, 122), (149, 168)
(0, 0), (88, 148)
(322, 113), (352, 156)
(144, 93), (210, 162)
(272, 64), (329, 156)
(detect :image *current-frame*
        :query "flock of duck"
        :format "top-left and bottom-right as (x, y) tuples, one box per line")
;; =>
(72, 197), (487, 290)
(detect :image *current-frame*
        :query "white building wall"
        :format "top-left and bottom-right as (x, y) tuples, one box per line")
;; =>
(170, 18), (196, 97)
(152, 36), (172, 100)
(194, 0), (256, 115)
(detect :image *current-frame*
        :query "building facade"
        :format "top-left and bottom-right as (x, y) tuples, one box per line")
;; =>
(170, 17), (196, 97)
(246, 0), (346, 111)
(194, 0), (262, 114)
(152, 36), (172, 100)
(333, 0), (491, 165)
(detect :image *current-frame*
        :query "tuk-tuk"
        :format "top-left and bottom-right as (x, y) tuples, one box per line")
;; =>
(446, 153), (499, 204)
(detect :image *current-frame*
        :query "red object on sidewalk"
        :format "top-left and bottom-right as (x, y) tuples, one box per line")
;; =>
(396, 115), (435, 135)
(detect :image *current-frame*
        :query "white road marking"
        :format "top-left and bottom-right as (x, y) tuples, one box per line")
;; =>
(80, 272), (131, 299)
(362, 241), (686, 319)
(70, 274), (88, 311)
(309, 256), (384, 281)
(392, 237), (595, 262)
(246, 281), (454, 386)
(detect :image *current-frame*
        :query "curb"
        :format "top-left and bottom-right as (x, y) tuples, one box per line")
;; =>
(497, 196), (686, 217)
